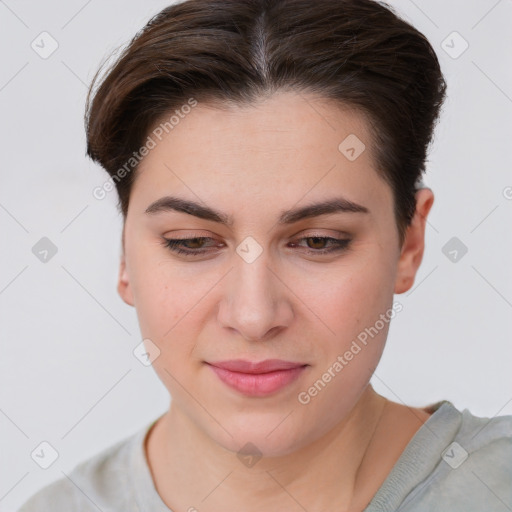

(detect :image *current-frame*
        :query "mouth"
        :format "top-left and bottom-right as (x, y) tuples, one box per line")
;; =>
(206, 359), (309, 397)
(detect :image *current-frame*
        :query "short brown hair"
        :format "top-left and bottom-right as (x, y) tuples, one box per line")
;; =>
(85, 0), (447, 245)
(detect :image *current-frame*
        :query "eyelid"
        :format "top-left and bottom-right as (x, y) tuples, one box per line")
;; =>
(163, 228), (350, 241)
(296, 229), (350, 238)
(163, 230), (215, 238)
(162, 233), (352, 258)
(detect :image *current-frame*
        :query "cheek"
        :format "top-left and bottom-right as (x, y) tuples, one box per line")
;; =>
(294, 263), (395, 424)
(127, 242), (198, 342)
(133, 275), (201, 344)
(299, 249), (397, 348)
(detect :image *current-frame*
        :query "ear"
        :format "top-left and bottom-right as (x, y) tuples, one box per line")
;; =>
(394, 188), (434, 294)
(117, 248), (135, 307)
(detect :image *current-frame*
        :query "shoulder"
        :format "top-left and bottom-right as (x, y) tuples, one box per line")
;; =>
(453, 407), (512, 493)
(453, 405), (512, 474)
(402, 404), (512, 511)
(16, 477), (81, 512)
(17, 427), (146, 512)
(459, 405), (512, 442)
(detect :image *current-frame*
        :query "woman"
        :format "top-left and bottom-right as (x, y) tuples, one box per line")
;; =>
(18, 0), (512, 510)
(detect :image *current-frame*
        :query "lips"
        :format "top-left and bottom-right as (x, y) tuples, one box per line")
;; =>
(206, 359), (308, 397)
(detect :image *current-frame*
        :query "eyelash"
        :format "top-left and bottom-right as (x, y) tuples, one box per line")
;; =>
(162, 236), (351, 257)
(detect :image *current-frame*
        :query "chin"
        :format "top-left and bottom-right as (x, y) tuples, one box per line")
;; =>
(206, 411), (318, 460)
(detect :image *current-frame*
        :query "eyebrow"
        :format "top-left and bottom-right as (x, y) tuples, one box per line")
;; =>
(144, 195), (369, 226)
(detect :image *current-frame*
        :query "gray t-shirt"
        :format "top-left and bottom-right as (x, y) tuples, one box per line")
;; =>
(17, 400), (512, 511)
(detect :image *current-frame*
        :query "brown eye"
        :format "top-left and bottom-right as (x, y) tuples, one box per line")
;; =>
(306, 237), (329, 249)
(290, 236), (352, 255)
(182, 238), (207, 249)
(163, 237), (219, 256)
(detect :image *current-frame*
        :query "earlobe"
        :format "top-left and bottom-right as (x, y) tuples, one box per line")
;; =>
(117, 253), (135, 307)
(394, 188), (434, 294)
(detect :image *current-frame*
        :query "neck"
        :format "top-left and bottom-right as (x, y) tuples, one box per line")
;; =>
(146, 385), (394, 511)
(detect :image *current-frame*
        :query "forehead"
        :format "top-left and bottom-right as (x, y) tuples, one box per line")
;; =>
(143, 91), (374, 165)
(130, 91), (392, 221)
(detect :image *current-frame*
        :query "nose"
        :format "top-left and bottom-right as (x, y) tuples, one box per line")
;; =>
(217, 249), (294, 342)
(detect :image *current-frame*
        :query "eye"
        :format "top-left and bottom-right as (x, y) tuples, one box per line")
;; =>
(289, 236), (351, 255)
(162, 235), (351, 258)
(162, 237), (220, 256)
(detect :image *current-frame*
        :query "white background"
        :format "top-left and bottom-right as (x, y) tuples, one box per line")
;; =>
(1, 0), (511, 509)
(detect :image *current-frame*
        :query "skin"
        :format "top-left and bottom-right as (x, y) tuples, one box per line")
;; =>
(117, 91), (434, 511)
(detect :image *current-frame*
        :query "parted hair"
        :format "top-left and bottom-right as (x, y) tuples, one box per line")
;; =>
(85, 0), (447, 245)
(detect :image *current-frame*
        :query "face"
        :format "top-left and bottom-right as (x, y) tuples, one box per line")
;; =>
(118, 91), (430, 456)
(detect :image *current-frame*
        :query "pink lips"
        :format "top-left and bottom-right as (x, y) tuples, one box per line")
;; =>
(207, 359), (307, 397)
